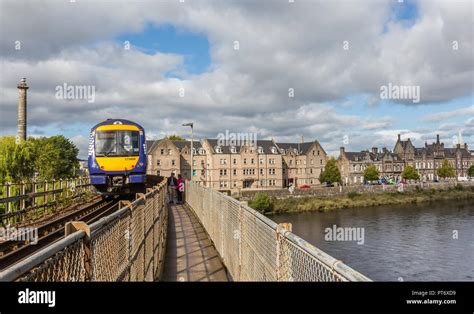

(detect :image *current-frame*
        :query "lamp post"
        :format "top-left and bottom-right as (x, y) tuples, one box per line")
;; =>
(182, 123), (194, 181)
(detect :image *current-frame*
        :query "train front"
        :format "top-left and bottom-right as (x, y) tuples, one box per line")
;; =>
(88, 119), (147, 194)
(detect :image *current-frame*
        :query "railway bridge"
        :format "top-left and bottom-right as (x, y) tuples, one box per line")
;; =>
(0, 181), (370, 282)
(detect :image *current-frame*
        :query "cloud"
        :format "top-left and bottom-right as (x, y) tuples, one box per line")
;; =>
(0, 0), (473, 158)
(422, 105), (474, 122)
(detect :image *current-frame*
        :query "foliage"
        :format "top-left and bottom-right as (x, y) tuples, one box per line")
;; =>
(402, 165), (420, 180)
(468, 165), (474, 178)
(249, 192), (273, 214)
(0, 136), (36, 183)
(454, 184), (464, 191)
(437, 159), (456, 179)
(0, 135), (79, 183)
(347, 191), (360, 199)
(363, 165), (380, 182)
(167, 135), (185, 141)
(319, 158), (341, 185)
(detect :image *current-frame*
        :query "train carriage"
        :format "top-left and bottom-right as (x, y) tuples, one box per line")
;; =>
(88, 119), (147, 195)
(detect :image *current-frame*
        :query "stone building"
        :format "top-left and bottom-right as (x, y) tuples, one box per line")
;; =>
(338, 134), (472, 185)
(146, 138), (327, 191)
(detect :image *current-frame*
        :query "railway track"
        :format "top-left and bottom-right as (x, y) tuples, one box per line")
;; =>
(0, 196), (123, 271)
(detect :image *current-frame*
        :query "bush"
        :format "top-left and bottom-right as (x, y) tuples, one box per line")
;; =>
(347, 191), (360, 199)
(249, 192), (273, 214)
(454, 184), (465, 191)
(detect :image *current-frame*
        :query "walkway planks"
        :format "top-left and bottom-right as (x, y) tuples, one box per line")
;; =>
(162, 204), (229, 282)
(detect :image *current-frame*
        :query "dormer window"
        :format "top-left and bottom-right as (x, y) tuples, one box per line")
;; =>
(198, 148), (205, 155)
(215, 146), (222, 153)
(231, 146), (237, 154)
(257, 146), (263, 154)
(192, 148), (197, 155)
(293, 148), (298, 154)
(271, 147), (277, 154)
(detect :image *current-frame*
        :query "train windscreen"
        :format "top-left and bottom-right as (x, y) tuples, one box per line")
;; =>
(95, 130), (140, 156)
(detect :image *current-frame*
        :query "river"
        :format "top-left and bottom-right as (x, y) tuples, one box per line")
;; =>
(271, 199), (474, 281)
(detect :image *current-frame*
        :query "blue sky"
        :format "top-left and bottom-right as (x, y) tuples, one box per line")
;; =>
(1, 0), (472, 158)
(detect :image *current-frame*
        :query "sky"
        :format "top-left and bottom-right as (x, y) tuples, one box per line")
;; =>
(0, 0), (473, 159)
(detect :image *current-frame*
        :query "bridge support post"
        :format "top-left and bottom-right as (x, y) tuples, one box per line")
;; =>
(275, 223), (292, 281)
(65, 221), (91, 281)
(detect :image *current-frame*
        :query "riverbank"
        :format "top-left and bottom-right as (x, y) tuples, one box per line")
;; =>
(265, 186), (474, 215)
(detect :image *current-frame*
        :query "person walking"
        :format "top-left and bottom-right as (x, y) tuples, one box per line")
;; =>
(177, 174), (185, 204)
(167, 173), (178, 204)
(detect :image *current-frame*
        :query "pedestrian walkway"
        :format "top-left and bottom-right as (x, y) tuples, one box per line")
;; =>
(162, 204), (229, 281)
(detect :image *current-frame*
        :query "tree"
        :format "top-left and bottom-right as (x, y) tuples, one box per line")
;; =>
(249, 192), (273, 214)
(468, 165), (474, 178)
(319, 158), (341, 185)
(32, 136), (79, 180)
(0, 136), (35, 183)
(167, 135), (185, 141)
(402, 165), (420, 181)
(437, 159), (456, 179)
(363, 165), (379, 182)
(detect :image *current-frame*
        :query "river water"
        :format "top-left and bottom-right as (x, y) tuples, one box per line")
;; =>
(272, 199), (474, 281)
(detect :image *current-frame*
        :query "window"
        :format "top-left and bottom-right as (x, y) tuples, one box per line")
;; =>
(233, 159), (237, 165)
(193, 160), (196, 166)
(201, 160), (205, 166)
(156, 170), (161, 176)
(215, 146), (222, 153)
(251, 158), (255, 164)
(201, 170), (205, 176)
(260, 180), (265, 186)
(231, 146), (237, 153)
(310, 159), (314, 165)
(160, 149), (164, 155)
(95, 130), (139, 157)
(233, 169), (237, 175)
(320, 160), (323, 165)
(271, 147), (277, 154)
(258, 147), (264, 154)
(318, 150), (320, 156)
(172, 160), (176, 166)
(260, 169), (264, 175)
(220, 169), (227, 176)
(269, 159), (275, 165)
(260, 159), (264, 165)
(220, 181), (228, 188)
(244, 158), (247, 165)
(269, 168), (275, 175)
(157, 160), (161, 166)
(220, 159), (227, 165)
(312, 150), (315, 155)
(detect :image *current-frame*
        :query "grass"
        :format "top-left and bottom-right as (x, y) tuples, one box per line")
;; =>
(268, 187), (474, 215)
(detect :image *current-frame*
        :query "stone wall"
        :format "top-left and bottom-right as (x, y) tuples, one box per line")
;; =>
(236, 181), (474, 201)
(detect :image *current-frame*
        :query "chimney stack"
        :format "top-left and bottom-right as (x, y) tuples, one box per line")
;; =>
(436, 134), (440, 144)
(17, 78), (29, 142)
(397, 134), (401, 141)
(371, 147), (378, 155)
(339, 146), (345, 156)
(464, 143), (468, 150)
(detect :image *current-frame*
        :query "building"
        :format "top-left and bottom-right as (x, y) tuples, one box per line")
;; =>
(338, 134), (472, 185)
(146, 138), (327, 191)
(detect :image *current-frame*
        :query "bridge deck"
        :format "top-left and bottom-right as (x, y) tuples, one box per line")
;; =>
(162, 204), (229, 281)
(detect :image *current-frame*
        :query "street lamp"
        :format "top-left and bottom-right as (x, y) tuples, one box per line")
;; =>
(182, 123), (194, 181)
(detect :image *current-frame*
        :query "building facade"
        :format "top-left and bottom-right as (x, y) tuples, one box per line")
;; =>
(338, 134), (472, 185)
(146, 138), (327, 191)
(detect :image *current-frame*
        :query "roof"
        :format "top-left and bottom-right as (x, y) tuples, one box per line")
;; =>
(275, 141), (321, 155)
(91, 119), (144, 131)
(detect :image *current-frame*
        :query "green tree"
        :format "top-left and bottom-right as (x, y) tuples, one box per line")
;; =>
(167, 135), (185, 141)
(32, 136), (79, 180)
(249, 192), (273, 214)
(437, 159), (456, 179)
(402, 165), (420, 180)
(319, 158), (341, 185)
(363, 165), (380, 182)
(468, 165), (474, 178)
(0, 136), (35, 183)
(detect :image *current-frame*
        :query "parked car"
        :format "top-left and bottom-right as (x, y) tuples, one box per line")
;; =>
(299, 185), (311, 189)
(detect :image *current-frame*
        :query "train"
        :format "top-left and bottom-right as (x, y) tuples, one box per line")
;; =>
(88, 119), (147, 195)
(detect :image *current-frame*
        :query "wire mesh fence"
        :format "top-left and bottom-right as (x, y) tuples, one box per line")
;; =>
(0, 182), (168, 282)
(186, 181), (371, 282)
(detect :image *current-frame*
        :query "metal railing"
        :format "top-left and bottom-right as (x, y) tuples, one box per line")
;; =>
(0, 177), (92, 225)
(0, 182), (168, 282)
(186, 181), (371, 282)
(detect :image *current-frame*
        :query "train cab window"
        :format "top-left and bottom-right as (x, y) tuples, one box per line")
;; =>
(95, 130), (140, 157)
